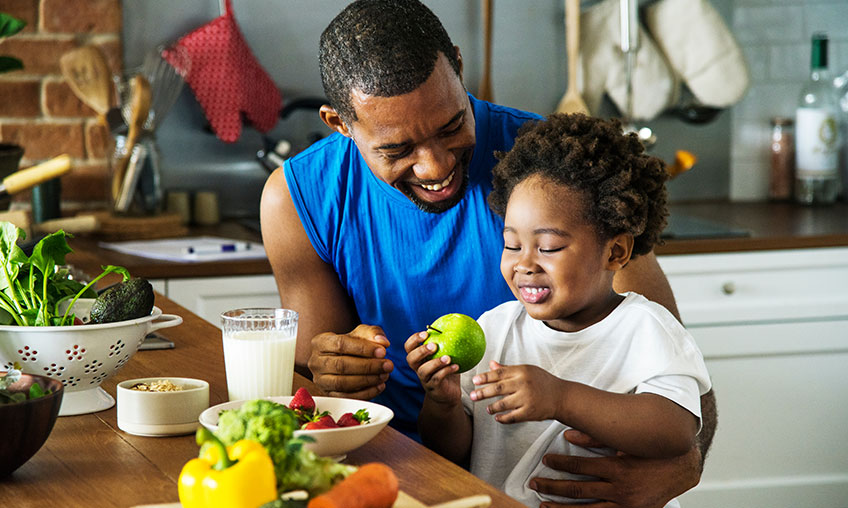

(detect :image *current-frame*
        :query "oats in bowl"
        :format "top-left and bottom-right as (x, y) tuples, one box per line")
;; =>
(129, 379), (183, 392)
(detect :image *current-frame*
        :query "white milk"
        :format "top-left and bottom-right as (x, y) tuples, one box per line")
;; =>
(222, 330), (296, 401)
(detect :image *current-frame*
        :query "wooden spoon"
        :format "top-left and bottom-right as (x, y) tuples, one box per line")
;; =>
(477, 0), (494, 102)
(59, 45), (113, 123)
(111, 74), (151, 203)
(555, 0), (589, 115)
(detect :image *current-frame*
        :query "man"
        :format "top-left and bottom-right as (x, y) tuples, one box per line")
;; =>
(260, 1), (716, 506)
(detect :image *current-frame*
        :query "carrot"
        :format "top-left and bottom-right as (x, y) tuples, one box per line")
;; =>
(308, 463), (399, 508)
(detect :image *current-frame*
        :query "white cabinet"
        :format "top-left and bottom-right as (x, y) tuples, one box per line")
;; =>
(659, 247), (848, 508)
(152, 275), (280, 327)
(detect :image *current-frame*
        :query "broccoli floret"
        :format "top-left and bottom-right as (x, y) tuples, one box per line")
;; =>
(214, 399), (354, 495)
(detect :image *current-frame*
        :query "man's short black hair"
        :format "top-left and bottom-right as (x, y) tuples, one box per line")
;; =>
(319, 0), (462, 123)
(488, 114), (669, 258)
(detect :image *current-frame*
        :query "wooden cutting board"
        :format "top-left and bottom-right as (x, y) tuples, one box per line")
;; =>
(90, 211), (188, 240)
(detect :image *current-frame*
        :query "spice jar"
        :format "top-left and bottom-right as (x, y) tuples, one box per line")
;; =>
(769, 117), (794, 201)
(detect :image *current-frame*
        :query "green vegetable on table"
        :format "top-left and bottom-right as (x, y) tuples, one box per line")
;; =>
(0, 222), (130, 326)
(89, 278), (154, 324)
(213, 399), (355, 496)
(0, 364), (51, 405)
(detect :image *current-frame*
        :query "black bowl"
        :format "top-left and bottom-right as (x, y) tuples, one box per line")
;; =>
(0, 372), (64, 477)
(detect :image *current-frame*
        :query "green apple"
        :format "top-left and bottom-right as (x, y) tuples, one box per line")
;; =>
(423, 313), (486, 373)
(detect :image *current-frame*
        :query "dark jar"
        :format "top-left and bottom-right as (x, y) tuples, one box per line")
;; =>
(769, 117), (795, 201)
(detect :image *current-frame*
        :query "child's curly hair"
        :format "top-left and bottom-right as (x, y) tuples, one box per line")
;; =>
(488, 113), (668, 257)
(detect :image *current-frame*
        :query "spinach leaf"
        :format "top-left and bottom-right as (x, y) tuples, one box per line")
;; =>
(0, 222), (131, 326)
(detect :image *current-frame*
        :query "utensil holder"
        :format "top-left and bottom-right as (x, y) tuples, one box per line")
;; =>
(110, 134), (163, 216)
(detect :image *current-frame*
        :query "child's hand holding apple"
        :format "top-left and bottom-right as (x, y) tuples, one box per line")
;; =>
(405, 313), (487, 406)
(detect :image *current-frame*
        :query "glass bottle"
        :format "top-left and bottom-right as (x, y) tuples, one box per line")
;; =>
(769, 117), (794, 201)
(835, 70), (848, 198)
(795, 32), (841, 205)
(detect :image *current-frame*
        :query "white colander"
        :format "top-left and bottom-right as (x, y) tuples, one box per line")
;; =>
(0, 299), (182, 416)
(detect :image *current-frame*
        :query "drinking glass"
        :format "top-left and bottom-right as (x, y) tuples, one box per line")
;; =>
(221, 308), (298, 401)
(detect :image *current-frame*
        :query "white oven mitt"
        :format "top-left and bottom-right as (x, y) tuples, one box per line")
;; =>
(644, 0), (750, 107)
(580, 0), (677, 121)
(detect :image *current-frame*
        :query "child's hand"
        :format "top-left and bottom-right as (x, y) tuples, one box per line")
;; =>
(404, 331), (461, 406)
(470, 360), (563, 424)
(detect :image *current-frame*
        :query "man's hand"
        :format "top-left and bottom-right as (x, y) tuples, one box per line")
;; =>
(529, 429), (701, 508)
(307, 324), (394, 400)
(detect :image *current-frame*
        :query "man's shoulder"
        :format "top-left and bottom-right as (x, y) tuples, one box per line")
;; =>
(287, 132), (352, 169)
(470, 95), (542, 130)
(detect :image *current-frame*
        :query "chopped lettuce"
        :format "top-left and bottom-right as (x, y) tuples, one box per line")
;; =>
(214, 399), (355, 495)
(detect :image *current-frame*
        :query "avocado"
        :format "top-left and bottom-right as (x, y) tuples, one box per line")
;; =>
(89, 278), (155, 324)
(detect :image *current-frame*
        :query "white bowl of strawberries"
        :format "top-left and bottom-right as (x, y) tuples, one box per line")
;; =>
(198, 388), (394, 457)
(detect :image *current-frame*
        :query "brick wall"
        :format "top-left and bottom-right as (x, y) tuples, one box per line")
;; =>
(0, 0), (122, 209)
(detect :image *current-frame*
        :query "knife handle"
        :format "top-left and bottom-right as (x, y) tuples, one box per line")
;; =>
(2, 155), (72, 195)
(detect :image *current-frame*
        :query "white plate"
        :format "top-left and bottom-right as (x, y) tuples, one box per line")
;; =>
(199, 396), (393, 457)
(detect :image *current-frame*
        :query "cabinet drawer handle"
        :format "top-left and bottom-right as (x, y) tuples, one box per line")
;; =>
(721, 281), (736, 295)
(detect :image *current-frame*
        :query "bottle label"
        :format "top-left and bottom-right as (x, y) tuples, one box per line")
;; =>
(795, 108), (839, 178)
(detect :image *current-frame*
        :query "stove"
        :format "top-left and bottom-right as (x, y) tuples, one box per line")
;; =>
(661, 213), (750, 240)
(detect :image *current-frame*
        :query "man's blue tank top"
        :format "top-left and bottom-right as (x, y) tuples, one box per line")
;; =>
(284, 95), (541, 438)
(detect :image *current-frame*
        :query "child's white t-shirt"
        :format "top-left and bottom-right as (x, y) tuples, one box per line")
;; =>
(460, 292), (712, 507)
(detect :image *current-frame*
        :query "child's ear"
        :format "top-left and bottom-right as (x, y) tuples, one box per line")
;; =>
(606, 234), (634, 271)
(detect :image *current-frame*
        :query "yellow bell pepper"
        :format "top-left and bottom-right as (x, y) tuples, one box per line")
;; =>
(178, 427), (277, 508)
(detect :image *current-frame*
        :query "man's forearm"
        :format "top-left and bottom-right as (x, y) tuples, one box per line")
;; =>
(696, 389), (718, 469)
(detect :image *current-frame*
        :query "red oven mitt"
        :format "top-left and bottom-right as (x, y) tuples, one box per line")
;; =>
(167, 0), (281, 142)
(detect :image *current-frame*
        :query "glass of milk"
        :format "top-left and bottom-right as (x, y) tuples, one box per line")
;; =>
(221, 308), (298, 401)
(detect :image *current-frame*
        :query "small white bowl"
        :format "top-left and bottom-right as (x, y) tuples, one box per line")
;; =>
(199, 396), (393, 457)
(117, 377), (209, 437)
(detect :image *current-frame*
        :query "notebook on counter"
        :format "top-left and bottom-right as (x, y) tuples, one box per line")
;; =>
(99, 236), (267, 263)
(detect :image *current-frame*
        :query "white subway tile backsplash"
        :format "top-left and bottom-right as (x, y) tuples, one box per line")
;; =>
(733, 83), (799, 120)
(769, 44), (811, 80)
(734, 0), (803, 6)
(741, 44), (770, 81)
(806, 3), (848, 41)
(733, 5), (805, 44)
(731, 118), (770, 163)
(730, 159), (770, 201)
(832, 40), (848, 75)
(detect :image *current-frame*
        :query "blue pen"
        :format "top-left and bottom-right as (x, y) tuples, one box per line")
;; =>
(184, 242), (252, 255)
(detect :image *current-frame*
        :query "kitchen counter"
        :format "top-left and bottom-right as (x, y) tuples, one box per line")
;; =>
(658, 201), (848, 255)
(69, 221), (271, 279)
(1, 294), (522, 507)
(65, 201), (848, 279)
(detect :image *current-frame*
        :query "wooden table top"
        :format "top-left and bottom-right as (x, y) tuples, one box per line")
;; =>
(0, 295), (521, 507)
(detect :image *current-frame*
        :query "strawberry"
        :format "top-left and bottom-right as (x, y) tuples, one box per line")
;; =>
(337, 408), (371, 427)
(303, 413), (337, 430)
(289, 387), (316, 413)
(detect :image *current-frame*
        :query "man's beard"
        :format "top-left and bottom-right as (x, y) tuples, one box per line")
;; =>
(401, 168), (470, 214)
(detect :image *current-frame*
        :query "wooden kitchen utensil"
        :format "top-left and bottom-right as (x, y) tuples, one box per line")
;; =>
(0, 154), (72, 198)
(555, 0), (589, 115)
(394, 491), (492, 508)
(477, 0), (494, 102)
(59, 45), (113, 122)
(111, 74), (151, 204)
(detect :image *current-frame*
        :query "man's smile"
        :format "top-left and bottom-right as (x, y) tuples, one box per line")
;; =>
(418, 171), (455, 191)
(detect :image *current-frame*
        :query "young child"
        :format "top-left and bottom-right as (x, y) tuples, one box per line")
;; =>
(405, 113), (711, 507)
